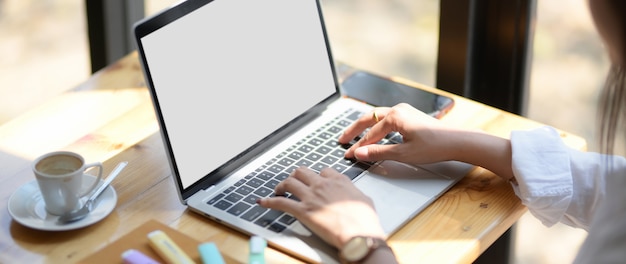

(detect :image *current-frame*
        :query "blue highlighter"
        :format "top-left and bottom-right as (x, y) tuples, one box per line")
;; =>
(198, 242), (226, 264)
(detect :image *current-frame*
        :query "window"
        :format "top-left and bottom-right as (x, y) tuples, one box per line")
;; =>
(0, 1), (89, 124)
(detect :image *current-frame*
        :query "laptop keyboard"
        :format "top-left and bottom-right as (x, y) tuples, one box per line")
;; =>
(206, 108), (403, 233)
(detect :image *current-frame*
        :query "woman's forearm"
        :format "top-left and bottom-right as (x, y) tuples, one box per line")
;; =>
(444, 129), (515, 181)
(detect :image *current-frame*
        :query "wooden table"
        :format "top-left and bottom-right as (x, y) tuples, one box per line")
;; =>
(0, 52), (586, 263)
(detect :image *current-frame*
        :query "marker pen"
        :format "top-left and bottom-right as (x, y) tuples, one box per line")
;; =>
(147, 230), (195, 264)
(249, 236), (267, 264)
(197, 242), (225, 264)
(121, 249), (161, 264)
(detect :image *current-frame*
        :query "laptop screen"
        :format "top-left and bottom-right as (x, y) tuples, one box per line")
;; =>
(137, 0), (338, 191)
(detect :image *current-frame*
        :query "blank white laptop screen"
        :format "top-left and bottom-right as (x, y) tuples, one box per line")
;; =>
(140, 0), (337, 189)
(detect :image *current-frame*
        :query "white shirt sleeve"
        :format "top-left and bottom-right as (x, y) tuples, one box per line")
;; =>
(510, 126), (608, 230)
(509, 126), (626, 263)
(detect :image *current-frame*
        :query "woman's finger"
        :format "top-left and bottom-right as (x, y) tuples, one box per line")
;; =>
(318, 167), (347, 180)
(257, 196), (305, 220)
(274, 173), (308, 196)
(338, 107), (391, 144)
(288, 167), (321, 186)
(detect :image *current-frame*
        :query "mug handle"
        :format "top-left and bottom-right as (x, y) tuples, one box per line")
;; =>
(80, 162), (103, 197)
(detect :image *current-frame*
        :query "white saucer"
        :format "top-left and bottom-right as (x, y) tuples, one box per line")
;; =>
(8, 174), (117, 231)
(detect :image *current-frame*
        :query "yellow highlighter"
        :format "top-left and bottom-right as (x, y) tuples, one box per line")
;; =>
(147, 230), (196, 264)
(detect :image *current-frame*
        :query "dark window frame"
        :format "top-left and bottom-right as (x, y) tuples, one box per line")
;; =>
(85, 0), (144, 73)
(438, 0), (536, 116)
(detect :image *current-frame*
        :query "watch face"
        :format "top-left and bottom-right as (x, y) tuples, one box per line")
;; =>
(342, 236), (371, 261)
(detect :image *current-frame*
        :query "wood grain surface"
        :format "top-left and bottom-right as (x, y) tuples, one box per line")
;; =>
(0, 52), (586, 264)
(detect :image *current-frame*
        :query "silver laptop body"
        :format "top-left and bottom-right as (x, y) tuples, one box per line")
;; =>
(134, 0), (473, 262)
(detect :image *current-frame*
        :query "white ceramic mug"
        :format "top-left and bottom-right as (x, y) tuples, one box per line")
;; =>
(32, 151), (103, 215)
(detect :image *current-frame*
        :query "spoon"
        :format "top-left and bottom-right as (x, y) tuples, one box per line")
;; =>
(57, 161), (128, 224)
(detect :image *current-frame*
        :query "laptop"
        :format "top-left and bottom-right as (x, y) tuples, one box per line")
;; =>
(133, 0), (473, 262)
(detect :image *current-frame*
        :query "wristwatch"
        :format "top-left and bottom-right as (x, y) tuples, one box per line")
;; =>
(339, 236), (391, 264)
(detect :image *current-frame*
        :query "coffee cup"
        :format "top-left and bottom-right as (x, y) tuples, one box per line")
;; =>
(32, 151), (103, 215)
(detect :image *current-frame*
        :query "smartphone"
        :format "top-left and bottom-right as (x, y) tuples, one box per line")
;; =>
(341, 71), (454, 119)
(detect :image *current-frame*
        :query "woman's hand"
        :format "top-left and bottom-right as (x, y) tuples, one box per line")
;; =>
(339, 103), (515, 181)
(257, 167), (386, 249)
(339, 103), (457, 164)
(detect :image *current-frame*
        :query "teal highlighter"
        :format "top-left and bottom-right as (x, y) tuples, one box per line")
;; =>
(249, 236), (267, 264)
(198, 242), (225, 264)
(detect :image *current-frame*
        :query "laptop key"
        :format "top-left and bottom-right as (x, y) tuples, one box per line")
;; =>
(275, 172), (290, 181)
(253, 186), (273, 197)
(243, 194), (260, 204)
(267, 164), (284, 174)
(305, 153), (322, 162)
(277, 157), (295, 167)
(311, 162), (327, 172)
(235, 185), (254, 196)
(207, 194), (225, 205)
(241, 206), (267, 222)
(327, 125), (342, 134)
(234, 179), (246, 187)
(284, 166), (298, 174)
(268, 222), (287, 233)
(255, 164), (267, 172)
(337, 119), (351, 127)
(331, 163), (348, 173)
(343, 163), (370, 180)
(338, 158), (357, 167)
(265, 158), (277, 166)
(245, 178), (264, 188)
(320, 156), (338, 165)
(315, 146), (332, 155)
(288, 151), (305, 160)
(278, 214), (296, 225)
(295, 159), (313, 167)
(298, 145), (314, 153)
(330, 149), (346, 158)
(254, 209), (284, 227)
(223, 186), (235, 193)
(346, 111), (362, 121)
(214, 200), (232, 211)
(257, 171), (274, 181)
(325, 140), (341, 149)
(227, 202), (251, 216)
(317, 132), (333, 141)
(225, 192), (243, 203)
(308, 138), (324, 146)
(264, 179), (280, 189)
(287, 193), (300, 202)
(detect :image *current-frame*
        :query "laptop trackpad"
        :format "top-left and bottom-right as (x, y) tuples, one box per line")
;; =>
(355, 160), (472, 234)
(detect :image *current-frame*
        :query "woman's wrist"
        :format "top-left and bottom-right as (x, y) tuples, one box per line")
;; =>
(445, 129), (515, 181)
(333, 207), (386, 249)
